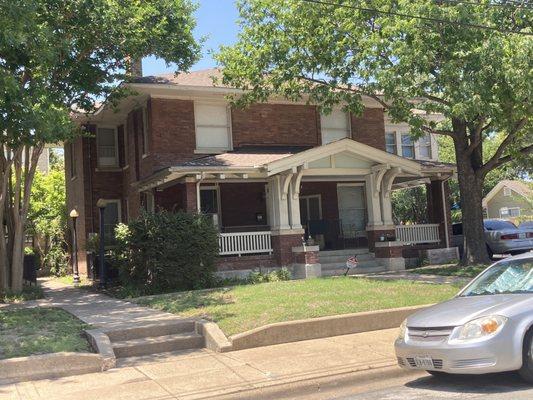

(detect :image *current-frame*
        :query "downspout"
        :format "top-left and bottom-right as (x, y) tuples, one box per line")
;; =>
(441, 176), (451, 248)
(196, 174), (204, 213)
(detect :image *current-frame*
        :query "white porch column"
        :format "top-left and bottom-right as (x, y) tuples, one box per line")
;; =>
(288, 181), (302, 230)
(381, 167), (402, 226)
(266, 176), (291, 231)
(365, 174), (383, 227)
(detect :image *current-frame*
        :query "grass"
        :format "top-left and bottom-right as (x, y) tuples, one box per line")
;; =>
(53, 275), (92, 287)
(136, 277), (460, 336)
(0, 285), (44, 304)
(413, 263), (489, 278)
(0, 307), (92, 360)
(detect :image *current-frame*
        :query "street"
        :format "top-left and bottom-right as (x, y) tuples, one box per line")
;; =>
(221, 369), (533, 400)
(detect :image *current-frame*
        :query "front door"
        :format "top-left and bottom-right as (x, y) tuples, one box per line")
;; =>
(337, 184), (367, 247)
(299, 195), (322, 238)
(200, 186), (220, 228)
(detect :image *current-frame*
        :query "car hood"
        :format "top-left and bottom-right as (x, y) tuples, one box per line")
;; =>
(406, 294), (533, 328)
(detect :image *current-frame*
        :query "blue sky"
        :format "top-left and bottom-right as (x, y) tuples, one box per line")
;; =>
(143, 0), (240, 76)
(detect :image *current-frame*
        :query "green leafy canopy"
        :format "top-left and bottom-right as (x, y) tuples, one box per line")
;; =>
(217, 0), (531, 150)
(0, 0), (201, 146)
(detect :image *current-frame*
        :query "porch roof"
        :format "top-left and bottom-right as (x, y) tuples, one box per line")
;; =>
(137, 138), (455, 191)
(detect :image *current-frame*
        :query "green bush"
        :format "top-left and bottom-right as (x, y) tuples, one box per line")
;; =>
(247, 268), (291, 284)
(111, 211), (219, 295)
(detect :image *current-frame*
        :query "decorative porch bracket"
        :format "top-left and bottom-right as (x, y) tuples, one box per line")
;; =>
(381, 167), (402, 226)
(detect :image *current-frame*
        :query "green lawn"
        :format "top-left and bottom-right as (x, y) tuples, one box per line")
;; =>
(0, 307), (92, 359)
(136, 277), (460, 336)
(413, 264), (489, 278)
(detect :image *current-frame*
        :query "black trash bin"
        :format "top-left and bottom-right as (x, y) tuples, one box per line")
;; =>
(23, 254), (37, 285)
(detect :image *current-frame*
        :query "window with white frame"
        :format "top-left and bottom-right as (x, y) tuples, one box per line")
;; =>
(194, 102), (231, 152)
(142, 107), (149, 156)
(503, 187), (512, 196)
(401, 133), (415, 158)
(418, 134), (432, 158)
(500, 207), (520, 218)
(320, 109), (350, 144)
(96, 127), (118, 167)
(100, 199), (121, 238)
(385, 132), (397, 154)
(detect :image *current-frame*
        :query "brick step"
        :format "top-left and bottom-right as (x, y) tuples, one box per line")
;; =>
(106, 320), (196, 342)
(112, 332), (204, 358)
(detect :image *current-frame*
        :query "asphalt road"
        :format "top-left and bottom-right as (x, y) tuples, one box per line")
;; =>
(218, 368), (532, 400)
(334, 371), (533, 400)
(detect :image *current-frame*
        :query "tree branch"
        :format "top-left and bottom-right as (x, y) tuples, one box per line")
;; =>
(487, 144), (533, 172)
(478, 117), (528, 176)
(421, 125), (455, 137)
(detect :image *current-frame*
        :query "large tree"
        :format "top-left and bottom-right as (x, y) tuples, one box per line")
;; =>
(216, 0), (532, 264)
(0, 0), (200, 293)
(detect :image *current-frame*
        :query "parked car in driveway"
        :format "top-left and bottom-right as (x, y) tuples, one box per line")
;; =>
(451, 219), (533, 258)
(395, 252), (533, 383)
(484, 219), (533, 257)
(519, 221), (533, 230)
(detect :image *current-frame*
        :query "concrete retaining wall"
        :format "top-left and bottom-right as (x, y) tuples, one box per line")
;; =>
(0, 352), (105, 384)
(229, 304), (430, 351)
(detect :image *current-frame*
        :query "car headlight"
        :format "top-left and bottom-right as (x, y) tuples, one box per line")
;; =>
(450, 315), (507, 342)
(398, 319), (407, 340)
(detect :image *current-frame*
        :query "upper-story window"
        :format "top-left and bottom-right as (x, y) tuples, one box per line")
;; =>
(320, 110), (350, 144)
(385, 132), (397, 154)
(194, 102), (231, 153)
(96, 127), (118, 167)
(400, 133), (414, 158)
(418, 134), (432, 158)
(503, 187), (512, 197)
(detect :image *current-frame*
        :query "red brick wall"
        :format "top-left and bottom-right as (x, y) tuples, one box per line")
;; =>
(216, 255), (276, 271)
(219, 182), (267, 227)
(366, 228), (396, 252)
(150, 98), (199, 169)
(231, 104), (320, 147)
(351, 108), (386, 151)
(271, 234), (303, 266)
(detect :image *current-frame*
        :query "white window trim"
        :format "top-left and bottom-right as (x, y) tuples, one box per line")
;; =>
(499, 206), (520, 218)
(416, 134), (433, 160)
(400, 133), (415, 159)
(299, 194), (323, 220)
(503, 187), (512, 196)
(96, 126), (119, 168)
(194, 101), (233, 153)
(320, 110), (351, 145)
(385, 131), (397, 155)
(142, 106), (150, 157)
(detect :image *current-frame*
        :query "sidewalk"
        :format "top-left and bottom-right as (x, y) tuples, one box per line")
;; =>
(40, 278), (185, 329)
(0, 327), (400, 400)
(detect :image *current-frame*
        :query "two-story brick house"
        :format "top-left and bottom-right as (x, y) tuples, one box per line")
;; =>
(66, 68), (455, 278)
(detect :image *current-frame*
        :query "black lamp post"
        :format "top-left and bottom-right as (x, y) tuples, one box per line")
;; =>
(69, 209), (80, 286)
(96, 199), (106, 289)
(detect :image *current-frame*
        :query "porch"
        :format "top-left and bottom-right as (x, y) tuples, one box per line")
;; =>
(140, 139), (455, 273)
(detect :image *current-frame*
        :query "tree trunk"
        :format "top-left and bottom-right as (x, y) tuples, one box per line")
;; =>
(10, 221), (25, 292)
(453, 130), (491, 265)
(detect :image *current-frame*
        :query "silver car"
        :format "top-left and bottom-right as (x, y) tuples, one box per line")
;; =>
(395, 252), (533, 383)
(484, 219), (533, 256)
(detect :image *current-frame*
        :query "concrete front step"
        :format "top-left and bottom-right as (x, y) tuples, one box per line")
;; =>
(319, 254), (375, 264)
(106, 320), (196, 342)
(318, 248), (370, 257)
(112, 332), (204, 358)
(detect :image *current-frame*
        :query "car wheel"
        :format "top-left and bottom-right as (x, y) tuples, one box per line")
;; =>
(426, 370), (449, 379)
(519, 329), (533, 384)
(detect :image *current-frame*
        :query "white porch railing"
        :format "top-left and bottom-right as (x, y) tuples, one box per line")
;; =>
(218, 231), (273, 256)
(395, 224), (440, 244)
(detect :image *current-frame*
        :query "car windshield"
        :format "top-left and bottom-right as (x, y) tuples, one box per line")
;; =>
(460, 259), (533, 296)
(484, 220), (517, 231)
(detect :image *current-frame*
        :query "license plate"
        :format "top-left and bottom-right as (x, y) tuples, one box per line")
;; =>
(518, 233), (526, 239)
(414, 356), (434, 369)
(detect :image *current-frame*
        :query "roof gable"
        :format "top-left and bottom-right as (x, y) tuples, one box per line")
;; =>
(482, 180), (533, 207)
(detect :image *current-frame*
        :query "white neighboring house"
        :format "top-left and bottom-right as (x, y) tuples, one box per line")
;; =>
(482, 180), (533, 220)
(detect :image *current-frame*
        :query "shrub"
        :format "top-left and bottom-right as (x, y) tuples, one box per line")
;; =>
(247, 268), (291, 284)
(111, 211), (219, 295)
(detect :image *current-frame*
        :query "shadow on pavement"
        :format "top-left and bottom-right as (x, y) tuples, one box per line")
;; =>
(405, 371), (531, 394)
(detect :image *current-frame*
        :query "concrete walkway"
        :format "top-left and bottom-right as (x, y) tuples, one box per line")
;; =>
(360, 271), (470, 286)
(0, 328), (400, 400)
(40, 278), (185, 329)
